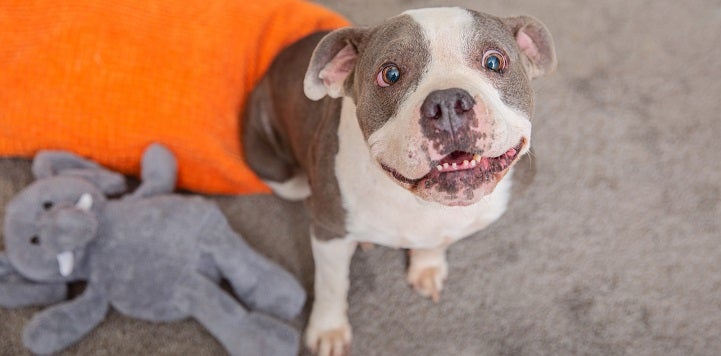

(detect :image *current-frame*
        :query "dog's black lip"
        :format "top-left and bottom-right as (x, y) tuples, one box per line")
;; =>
(380, 163), (423, 185)
(380, 139), (526, 185)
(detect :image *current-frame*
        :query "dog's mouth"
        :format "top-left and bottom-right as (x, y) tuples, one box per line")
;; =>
(381, 139), (526, 203)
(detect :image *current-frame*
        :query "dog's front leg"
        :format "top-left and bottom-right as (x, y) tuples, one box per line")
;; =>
(305, 230), (357, 356)
(407, 246), (449, 302)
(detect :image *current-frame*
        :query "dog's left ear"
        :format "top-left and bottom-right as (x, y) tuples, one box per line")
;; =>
(503, 16), (557, 79)
(304, 27), (369, 100)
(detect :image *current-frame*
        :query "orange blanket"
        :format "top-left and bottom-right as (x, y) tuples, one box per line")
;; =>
(0, 0), (348, 194)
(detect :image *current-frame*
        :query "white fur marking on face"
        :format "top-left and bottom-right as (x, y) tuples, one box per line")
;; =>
(336, 98), (512, 249)
(367, 8), (532, 180)
(408, 8), (532, 156)
(404, 8), (475, 62)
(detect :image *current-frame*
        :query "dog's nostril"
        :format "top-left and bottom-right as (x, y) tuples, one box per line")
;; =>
(421, 88), (475, 121)
(422, 103), (440, 119)
(455, 100), (470, 114)
(458, 95), (474, 112)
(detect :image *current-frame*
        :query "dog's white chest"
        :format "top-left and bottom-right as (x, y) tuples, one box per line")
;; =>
(334, 99), (511, 249)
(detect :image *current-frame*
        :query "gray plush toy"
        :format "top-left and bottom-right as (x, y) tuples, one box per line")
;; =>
(0, 144), (306, 355)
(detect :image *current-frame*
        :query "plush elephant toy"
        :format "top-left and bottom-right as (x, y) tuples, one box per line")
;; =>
(0, 144), (306, 355)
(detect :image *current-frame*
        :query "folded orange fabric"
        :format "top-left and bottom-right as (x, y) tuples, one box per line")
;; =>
(0, 0), (348, 194)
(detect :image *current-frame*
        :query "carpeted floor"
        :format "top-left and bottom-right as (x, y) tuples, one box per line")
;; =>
(2, 0), (721, 355)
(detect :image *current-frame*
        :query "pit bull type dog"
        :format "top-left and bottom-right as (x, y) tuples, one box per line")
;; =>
(242, 7), (556, 355)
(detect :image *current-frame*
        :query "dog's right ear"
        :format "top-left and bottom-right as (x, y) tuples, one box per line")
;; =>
(304, 27), (369, 101)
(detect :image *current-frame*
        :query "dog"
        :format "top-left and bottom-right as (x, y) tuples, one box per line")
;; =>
(242, 6), (557, 355)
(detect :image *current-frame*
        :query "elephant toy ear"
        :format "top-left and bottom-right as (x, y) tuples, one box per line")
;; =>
(0, 254), (67, 309)
(32, 151), (126, 195)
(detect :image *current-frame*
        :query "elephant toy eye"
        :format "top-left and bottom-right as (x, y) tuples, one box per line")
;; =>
(43, 201), (54, 210)
(30, 235), (40, 245)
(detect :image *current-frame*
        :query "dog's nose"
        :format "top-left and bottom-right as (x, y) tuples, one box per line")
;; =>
(420, 88), (475, 133)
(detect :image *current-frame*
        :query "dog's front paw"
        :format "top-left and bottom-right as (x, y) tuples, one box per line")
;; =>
(407, 265), (448, 302)
(305, 319), (352, 356)
(407, 248), (449, 302)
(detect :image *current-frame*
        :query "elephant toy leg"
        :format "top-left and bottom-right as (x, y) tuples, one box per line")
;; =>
(201, 211), (306, 320)
(178, 275), (299, 356)
(22, 284), (108, 355)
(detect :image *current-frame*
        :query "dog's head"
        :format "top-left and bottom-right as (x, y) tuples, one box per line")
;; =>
(304, 7), (556, 206)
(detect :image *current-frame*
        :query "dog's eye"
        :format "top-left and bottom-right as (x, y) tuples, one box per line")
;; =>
(42, 201), (54, 210)
(377, 64), (401, 87)
(482, 50), (506, 73)
(30, 235), (40, 245)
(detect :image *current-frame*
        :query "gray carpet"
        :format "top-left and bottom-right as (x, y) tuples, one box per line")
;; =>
(2, 0), (721, 355)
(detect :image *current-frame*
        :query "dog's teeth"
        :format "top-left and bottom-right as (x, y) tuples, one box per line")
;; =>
(443, 163), (449, 169)
(452, 162), (457, 169)
(436, 165), (443, 171)
(470, 160), (477, 167)
(463, 160), (469, 166)
(473, 154), (482, 162)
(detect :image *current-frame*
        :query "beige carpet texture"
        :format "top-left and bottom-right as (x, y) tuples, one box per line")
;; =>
(2, 0), (721, 355)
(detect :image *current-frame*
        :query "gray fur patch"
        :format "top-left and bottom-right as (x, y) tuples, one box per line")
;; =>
(467, 10), (534, 116)
(353, 15), (430, 139)
(242, 32), (348, 240)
